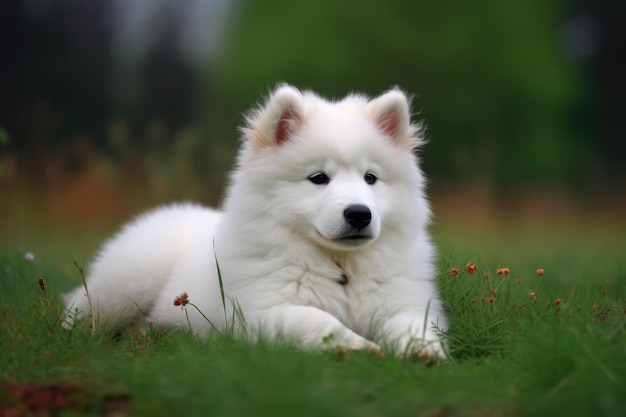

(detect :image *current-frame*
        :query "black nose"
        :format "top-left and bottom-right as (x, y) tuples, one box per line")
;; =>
(343, 204), (371, 232)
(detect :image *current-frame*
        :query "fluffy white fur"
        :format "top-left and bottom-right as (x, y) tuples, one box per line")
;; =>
(63, 84), (448, 360)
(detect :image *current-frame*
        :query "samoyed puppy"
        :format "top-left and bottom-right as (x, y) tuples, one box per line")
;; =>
(63, 84), (447, 360)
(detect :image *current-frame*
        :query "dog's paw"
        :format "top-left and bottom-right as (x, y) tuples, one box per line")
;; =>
(412, 342), (447, 365)
(351, 339), (384, 358)
(331, 341), (384, 359)
(322, 332), (383, 357)
(392, 335), (447, 364)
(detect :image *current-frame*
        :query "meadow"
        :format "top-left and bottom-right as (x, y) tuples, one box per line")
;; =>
(1, 214), (625, 417)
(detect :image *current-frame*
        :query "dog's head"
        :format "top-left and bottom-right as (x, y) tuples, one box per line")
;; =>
(234, 84), (429, 252)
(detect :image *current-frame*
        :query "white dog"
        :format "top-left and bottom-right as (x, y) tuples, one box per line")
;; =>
(63, 84), (448, 360)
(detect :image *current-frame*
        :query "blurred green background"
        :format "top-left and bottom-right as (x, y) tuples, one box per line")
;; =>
(1, 0), (625, 254)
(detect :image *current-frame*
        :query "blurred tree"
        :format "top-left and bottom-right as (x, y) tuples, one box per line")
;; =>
(0, 0), (621, 195)
(0, 0), (112, 181)
(214, 0), (586, 187)
(585, 1), (626, 187)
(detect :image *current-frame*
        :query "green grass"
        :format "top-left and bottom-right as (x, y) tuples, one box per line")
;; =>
(1, 232), (625, 417)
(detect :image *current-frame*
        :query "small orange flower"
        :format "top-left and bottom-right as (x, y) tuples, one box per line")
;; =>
(496, 267), (510, 276)
(487, 295), (495, 303)
(537, 268), (544, 276)
(466, 262), (477, 274)
(471, 297), (477, 303)
(450, 268), (459, 277)
(173, 292), (189, 307)
(554, 298), (562, 306)
(491, 288), (497, 295)
(529, 292), (536, 299)
(601, 288), (606, 295)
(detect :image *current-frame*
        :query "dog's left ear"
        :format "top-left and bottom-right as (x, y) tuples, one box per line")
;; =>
(243, 84), (305, 152)
(367, 89), (422, 150)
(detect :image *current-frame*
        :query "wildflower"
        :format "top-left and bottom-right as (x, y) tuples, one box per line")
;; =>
(466, 262), (477, 274)
(470, 297), (477, 303)
(38, 277), (49, 302)
(496, 267), (510, 276)
(554, 298), (562, 306)
(487, 296), (495, 303)
(24, 251), (35, 261)
(601, 288), (606, 295)
(591, 303), (598, 311)
(450, 267), (459, 277)
(529, 292), (536, 299)
(536, 268), (544, 276)
(173, 292), (189, 307)
(491, 288), (497, 295)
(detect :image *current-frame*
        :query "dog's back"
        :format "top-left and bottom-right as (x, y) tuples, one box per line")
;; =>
(63, 203), (221, 328)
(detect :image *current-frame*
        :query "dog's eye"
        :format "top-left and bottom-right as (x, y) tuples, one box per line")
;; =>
(308, 172), (330, 185)
(364, 172), (378, 185)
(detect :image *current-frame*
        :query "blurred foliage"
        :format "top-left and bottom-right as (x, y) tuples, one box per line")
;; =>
(0, 127), (8, 180)
(0, 127), (9, 146)
(1, 0), (623, 202)
(213, 0), (587, 187)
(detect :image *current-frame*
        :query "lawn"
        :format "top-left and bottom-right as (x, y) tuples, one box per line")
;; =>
(1, 223), (625, 416)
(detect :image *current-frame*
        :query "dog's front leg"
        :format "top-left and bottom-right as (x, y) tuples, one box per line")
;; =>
(251, 304), (381, 354)
(379, 311), (447, 362)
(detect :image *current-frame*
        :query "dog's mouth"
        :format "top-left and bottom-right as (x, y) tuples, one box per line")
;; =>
(317, 231), (374, 248)
(338, 234), (372, 241)
(333, 234), (374, 249)
(315, 229), (373, 249)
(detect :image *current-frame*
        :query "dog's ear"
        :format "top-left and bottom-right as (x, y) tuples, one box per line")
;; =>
(271, 85), (304, 145)
(366, 89), (422, 150)
(244, 84), (304, 150)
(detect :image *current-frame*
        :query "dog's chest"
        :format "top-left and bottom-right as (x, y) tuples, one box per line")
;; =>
(284, 268), (388, 337)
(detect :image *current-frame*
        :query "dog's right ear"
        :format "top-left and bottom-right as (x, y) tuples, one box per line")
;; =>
(366, 88), (423, 151)
(243, 84), (305, 151)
